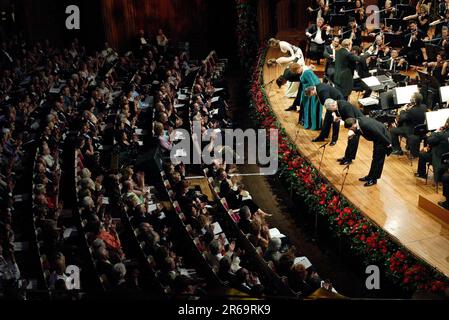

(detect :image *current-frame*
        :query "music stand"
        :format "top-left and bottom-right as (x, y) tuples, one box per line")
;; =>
(418, 72), (441, 90)
(440, 85), (449, 104)
(383, 32), (403, 47)
(380, 90), (396, 110)
(393, 85), (419, 105)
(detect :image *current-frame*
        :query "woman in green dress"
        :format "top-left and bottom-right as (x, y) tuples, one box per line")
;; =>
(299, 66), (322, 130)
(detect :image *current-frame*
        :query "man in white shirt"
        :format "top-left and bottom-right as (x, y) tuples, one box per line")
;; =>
(306, 18), (330, 64)
(323, 37), (339, 82)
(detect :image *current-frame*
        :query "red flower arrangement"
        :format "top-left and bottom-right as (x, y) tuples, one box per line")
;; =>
(247, 46), (449, 295)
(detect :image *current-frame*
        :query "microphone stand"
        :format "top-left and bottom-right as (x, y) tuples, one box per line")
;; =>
(318, 142), (329, 172)
(263, 78), (276, 93)
(290, 127), (302, 199)
(337, 163), (351, 207)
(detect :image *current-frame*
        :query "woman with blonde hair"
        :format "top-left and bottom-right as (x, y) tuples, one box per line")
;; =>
(404, 3), (430, 35)
(267, 38), (305, 98)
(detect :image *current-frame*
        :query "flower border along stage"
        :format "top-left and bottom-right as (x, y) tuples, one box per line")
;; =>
(249, 46), (449, 295)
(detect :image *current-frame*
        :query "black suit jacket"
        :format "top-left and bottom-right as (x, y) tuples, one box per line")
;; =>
(358, 117), (392, 146)
(398, 104), (427, 135)
(427, 128), (449, 181)
(316, 83), (344, 105)
(334, 48), (369, 97)
(337, 100), (364, 120)
(428, 129), (449, 161)
(282, 68), (301, 82)
(323, 45), (336, 77)
(402, 30), (425, 50)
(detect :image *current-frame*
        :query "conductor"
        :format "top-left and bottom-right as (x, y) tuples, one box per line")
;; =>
(334, 39), (372, 99)
(344, 117), (393, 187)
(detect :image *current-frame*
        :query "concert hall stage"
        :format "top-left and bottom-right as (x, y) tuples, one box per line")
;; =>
(264, 47), (449, 278)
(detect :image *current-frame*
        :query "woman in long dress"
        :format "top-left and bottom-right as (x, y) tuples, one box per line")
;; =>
(268, 38), (305, 98)
(298, 65), (322, 130)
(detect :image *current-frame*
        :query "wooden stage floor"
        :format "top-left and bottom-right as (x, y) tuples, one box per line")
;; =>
(264, 48), (449, 278)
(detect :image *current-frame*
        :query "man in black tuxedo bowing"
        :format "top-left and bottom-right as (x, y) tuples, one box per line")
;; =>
(344, 117), (393, 187)
(305, 84), (344, 146)
(323, 99), (364, 165)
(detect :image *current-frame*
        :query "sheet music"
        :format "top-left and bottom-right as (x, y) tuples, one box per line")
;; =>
(211, 222), (223, 235)
(426, 109), (449, 131)
(359, 97), (379, 106)
(269, 228), (286, 238)
(440, 86), (449, 103)
(393, 85), (419, 105)
(294, 256), (312, 269)
(362, 76), (381, 87)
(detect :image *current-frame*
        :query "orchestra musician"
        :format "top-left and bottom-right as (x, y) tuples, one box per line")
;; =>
(323, 37), (340, 83)
(430, 9), (449, 37)
(438, 0), (449, 19)
(381, 0), (397, 20)
(367, 35), (391, 69)
(423, 51), (449, 85)
(317, 0), (330, 23)
(323, 99), (365, 165)
(341, 19), (362, 47)
(439, 170), (449, 209)
(344, 117), (393, 187)
(390, 92), (427, 158)
(404, 3), (430, 35)
(306, 17), (331, 64)
(416, 117), (449, 184)
(436, 26), (449, 56)
(354, 0), (366, 30)
(379, 49), (408, 71)
(399, 20), (427, 66)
